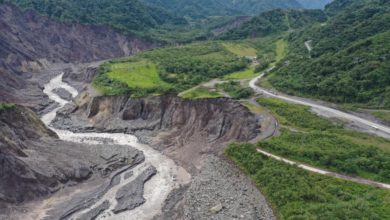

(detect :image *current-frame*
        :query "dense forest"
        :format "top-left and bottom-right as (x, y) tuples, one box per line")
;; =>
(143, 0), (303, 18)
(3, 0), (186, 33)
(219, 0), (390, 108)
(2, 0), (332, 42)
(219, 9), (328, 40)
(269, 0), (390, 108)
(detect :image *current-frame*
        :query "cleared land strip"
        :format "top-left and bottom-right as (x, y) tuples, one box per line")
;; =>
(257, 149), (390, 190)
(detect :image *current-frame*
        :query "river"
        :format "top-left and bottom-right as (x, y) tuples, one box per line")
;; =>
(41, 73), (190, 220)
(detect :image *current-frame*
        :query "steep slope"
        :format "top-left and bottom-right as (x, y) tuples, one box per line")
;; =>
(269, 0), (390, 108)
(0, 105), (143, 206)
(219, 9), (328, 39)
(3, 0), (186, 32)
(52, 94), (260, 169)
(144, 0), (303, 18)
(229, 0), (303, 15)
(0, 4), (153, 109)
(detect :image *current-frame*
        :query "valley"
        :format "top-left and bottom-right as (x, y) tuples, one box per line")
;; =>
(1, 0), (390, 219)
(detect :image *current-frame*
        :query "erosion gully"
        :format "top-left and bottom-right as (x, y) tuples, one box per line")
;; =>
(41, 73), (191, 220)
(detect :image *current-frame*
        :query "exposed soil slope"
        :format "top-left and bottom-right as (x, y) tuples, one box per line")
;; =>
(52, 93), (261, 170)
(0, 105), (143, 209)
(0, 4), (153, 106)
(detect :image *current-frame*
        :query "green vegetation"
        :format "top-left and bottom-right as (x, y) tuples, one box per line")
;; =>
(256, 97), (390, 183)
(219, 9), (327, 40)
(240, 101), (269, 114)
(269, 0), (390, 108)
(3, 0), (318, 43)
(225, 143), (390, 220)
(274, 39), (287, 63)
(222, 43), (257, 56)
(94, 42), (249, 97)
(370, 110), (390, 124)
(223, 66), (256, 80)
(93, 59), (172, 97)
(0, 103), (15, 112)
(107, 59), (171, 90)
(179, 86), (223, 99)
(4, 0), (186, 36)
(217, 81), (254, 99)
(143, 0), (302, 18)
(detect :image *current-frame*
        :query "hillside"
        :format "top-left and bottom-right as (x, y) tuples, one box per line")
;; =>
(3, 0), (186, 37)
(219, 9), (328, 40)
(144, 0), (303, 18)
(268, 0), (390, 108)
(297, 0), (333, 9)
(0, 4), (152, 109)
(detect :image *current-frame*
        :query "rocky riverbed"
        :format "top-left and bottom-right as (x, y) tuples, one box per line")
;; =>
(1, 71), (275, 220)
(47, 72), (275, 219)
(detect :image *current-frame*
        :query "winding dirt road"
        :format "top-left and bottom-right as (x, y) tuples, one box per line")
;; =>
(249, 73), (390, 137)
(257, 149), (390, 189)
(249, 72), (390, 189)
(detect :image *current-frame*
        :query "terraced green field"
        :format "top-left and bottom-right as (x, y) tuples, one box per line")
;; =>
(107, 60), (171, 90)
(222, 43), (257, 57)
(223, 66), (256, 80)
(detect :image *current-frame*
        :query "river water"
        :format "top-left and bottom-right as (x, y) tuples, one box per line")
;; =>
(41, 73), (191, 220)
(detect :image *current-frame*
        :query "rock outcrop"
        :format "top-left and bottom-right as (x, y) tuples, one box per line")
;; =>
(52, 94), (261, 169)
(0, 105), (143, 208)
(0, 3), (153, 107)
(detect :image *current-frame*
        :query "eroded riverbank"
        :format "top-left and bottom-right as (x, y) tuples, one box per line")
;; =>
(41, 74), (191, 219)
(35, 72), (275, 219)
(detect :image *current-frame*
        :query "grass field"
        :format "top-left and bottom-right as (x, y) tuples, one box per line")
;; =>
(275, 39), (287, 63)
(94, 42), (250, 97)
(240, 101), (269, 114)
(222, 43), (257, 57)
(226, 143), (390, 220)
(223, 66), (256, 80)
(370, 110), (390, 124)
(216, 81), (253, 99)
(107, 59), (171, 90)
(256, 97), (390, 183)
(179, 86), (223, 99)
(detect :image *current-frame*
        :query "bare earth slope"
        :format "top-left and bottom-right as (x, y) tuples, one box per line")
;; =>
(0, 105), (144, 210)
(0, 4), (153, 107)
(52, 93), (261, 170)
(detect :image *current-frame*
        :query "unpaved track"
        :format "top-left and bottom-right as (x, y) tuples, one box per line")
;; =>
(42, 74), (191, 220)
(249, 73), (390, 189)
(249, 73), (390, 137)
(257, 149), (390, 189)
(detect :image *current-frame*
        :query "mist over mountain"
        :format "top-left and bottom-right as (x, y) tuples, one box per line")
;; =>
(144, 0), (303, 18)
(297, 0), (333, 9)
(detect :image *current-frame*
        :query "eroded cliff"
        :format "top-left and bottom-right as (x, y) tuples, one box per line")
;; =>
(52, 94), (261, 169)
(0, 105), (143, 209)
(0, 4), (153, 106)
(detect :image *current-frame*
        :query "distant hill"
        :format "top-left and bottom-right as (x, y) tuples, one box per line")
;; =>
(144, 0), (303, 18)
(297, 0), (333, 9)
(218, 9), (328, 39)
(3, 0), (187, 33)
